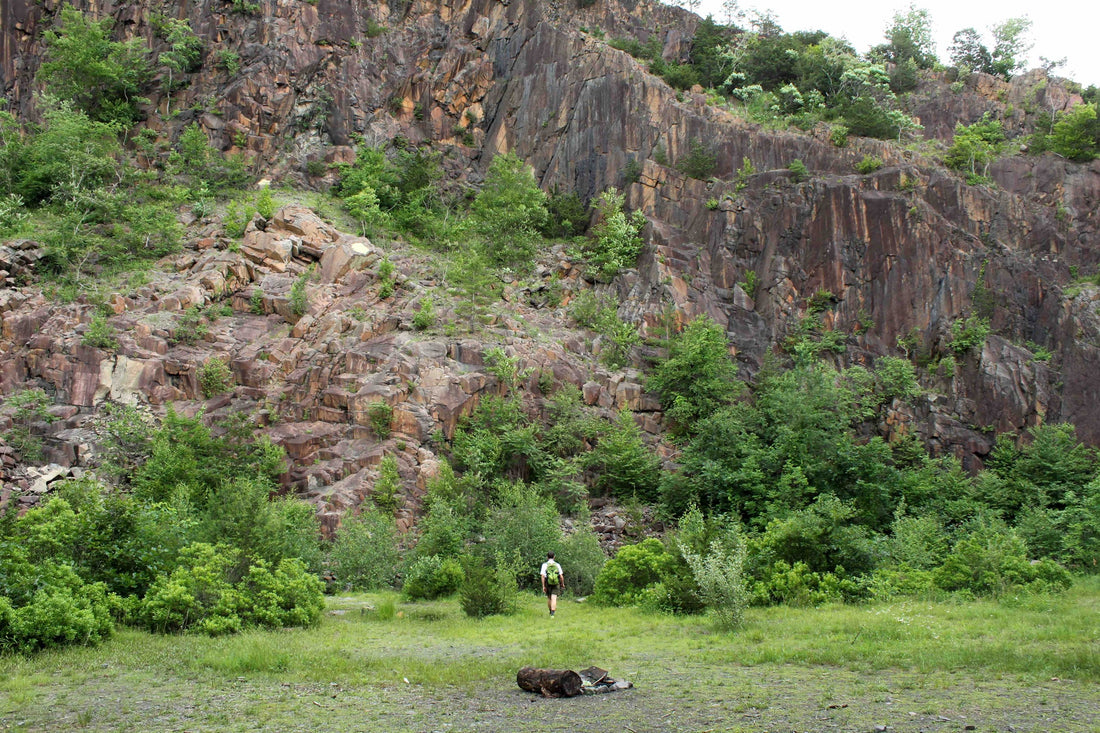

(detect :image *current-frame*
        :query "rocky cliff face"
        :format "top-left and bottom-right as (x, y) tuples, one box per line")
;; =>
(3, 0), (1100, 512)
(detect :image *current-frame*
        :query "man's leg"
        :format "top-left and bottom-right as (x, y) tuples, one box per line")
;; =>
(549, 591), (557, 615)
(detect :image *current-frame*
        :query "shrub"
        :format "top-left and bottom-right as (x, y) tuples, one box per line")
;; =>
(255, 187), (277, 219)
(948, 315), (990, 355)
(480, 482), (562, 588)
(788, 159), (809, 183)
(238, 557), (324, 629)
(933, 519), (1072, 596)
(0, 545), (114, 653)
(138, 543), (323, 635)
(402, 554), (465, 600)
(541, 186), (590, 238)
(680, 535), (749, 630)
(368, 401), (393, 439)
(585, 187), (647, 281)
(945, 114), (1005, 182)
(622, 158), (643, 186)
(81, 313), (118, 350)
(414, 492), (471, 561)
(138, 543), (243, 634)
(214, 49), (241, 76)
(554, 527), (607, 597)
(460, 553), (519, 618)
(648, 315), (741, 431)
(676, 140), (717, 180)
(591, 538), (674, 606)
(749, 560), (851, 607)
(412, 297), (435, 330)
(855, 155), (883, 174)
(586, 411), (660, 502)
(38, 5), (151, 125)
(1045, 103), (1099, 162)
(198, 357), (233, 397)
(329, 508), (400, 590)
(470, 152), (548, 268)
(290, 267), (311, 316)
(249, 287), (265, 314)
(735, 157), (755, 191)
(372, 455), (401, 513)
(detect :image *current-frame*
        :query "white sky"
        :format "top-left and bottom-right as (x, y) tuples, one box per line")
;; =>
(695, 0), (1100, 88)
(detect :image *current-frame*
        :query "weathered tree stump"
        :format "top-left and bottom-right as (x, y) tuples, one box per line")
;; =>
(516, 667), (584, 697)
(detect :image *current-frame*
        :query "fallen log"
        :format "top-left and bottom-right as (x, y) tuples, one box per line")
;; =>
(516, 667), (584, 698)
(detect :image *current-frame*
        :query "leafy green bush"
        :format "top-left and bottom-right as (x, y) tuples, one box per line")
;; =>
(788, 159), (809, 183)
(3, 388), (55, 462)
(459, 553), (519, 618)
(479, 483), (562, 588)
(38, 5), (151, 125)
(169, 124), (251, 193)
(1042, 103), (1099, 162)
(137, 543), (323, 635)
(591, 538), (674, 606)
(412, 297), (435, 330)
(0, 544), (114, 653)
(368, 401), (393, 439)
(198, 357), (233, 397)
(541, 186), (590, 238)
(255, 187), (277, 219)
(554, 527), (606, 598)
(137, 543), (243, 634)
(749, 560), (853, 607)
(81, 313), (118, 350)
(944, 114), (1005, 183)
(680, 534), (749, 630)
(933, 519), (1072, 596)
(584, 188), (646, 281)
(372, 455), (401, 513)
(753, 494), (877, 576)
(290, 267), (311, 316)
(948, 314), (990, 354)
(237, 557), (325, 629)
(854, 155), (883, 174)
(470, 153), (548, 268)
(676, 140), (717, 179)
(648, 315), (741, 431)
(329, 508), (400, 590)
(402, 555), (465, 600)
(586, 411), (660, 502)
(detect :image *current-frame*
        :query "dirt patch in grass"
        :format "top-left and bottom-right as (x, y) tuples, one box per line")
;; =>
(4, 659), (1098, 732)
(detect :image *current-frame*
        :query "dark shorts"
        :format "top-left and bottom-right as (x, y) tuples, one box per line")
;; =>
(545, 583), (560, 597)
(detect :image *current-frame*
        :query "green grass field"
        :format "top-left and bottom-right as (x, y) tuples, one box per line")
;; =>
(2, 578), (1098, 732)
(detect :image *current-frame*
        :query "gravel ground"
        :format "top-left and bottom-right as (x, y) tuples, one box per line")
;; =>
(9, 661), (1098, 732)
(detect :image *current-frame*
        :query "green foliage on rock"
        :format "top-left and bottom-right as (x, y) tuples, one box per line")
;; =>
(945, 114), (1005, 183)
(583, 188), (647, 281)
(470, 153), (548, 268)
(648, 315), (741, 432)
(38, 4), (151, 126)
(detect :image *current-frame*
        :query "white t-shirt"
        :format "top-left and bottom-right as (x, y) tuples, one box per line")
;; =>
(540, 560), (563, 584)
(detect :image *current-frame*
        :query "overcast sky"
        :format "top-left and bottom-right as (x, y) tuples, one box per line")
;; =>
(694, 0), (1100, 88)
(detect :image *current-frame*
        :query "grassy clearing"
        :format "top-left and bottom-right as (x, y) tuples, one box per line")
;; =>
(1, 580), (1098, 732)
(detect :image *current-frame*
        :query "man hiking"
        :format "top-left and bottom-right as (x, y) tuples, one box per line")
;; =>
(540, 551), (565, 617)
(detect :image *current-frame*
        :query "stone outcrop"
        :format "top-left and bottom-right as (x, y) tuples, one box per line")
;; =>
(2, 0), (1100, 525)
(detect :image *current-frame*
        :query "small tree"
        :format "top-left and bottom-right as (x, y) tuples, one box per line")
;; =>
(38, 5), (151, 125)
(648, 315), (741, 431)
(470, 153), (548, 268)
(989, 17), (1033, 79)
(585, 188), (646, 281)
(944, 114), (1005, 183)
(679, 532), (749, 630)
